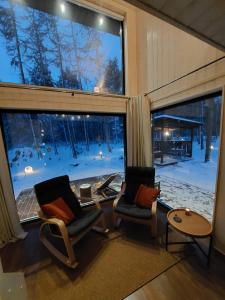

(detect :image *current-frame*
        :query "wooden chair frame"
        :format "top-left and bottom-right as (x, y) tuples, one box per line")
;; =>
(113, 182), (159, 237)
(38, 198), (108, 269)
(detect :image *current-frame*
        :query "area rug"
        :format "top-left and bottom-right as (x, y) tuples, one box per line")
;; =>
(25, 235), (180, 300)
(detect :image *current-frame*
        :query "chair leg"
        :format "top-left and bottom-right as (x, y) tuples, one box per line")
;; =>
(151, 217), (157, 238)
(93, 214), (109, 235)
(40, 223), (78, 269)
(114, 214), (122, 229)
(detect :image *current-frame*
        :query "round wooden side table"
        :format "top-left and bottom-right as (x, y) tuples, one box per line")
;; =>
(166, 208), (213, 266)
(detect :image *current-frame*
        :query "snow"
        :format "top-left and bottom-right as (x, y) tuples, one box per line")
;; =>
(155, 140), (219, 220)
(9, 143), (125, 198)
(154, 114), (202, 125)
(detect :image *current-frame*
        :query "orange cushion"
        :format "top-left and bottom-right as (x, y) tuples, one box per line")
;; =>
(41, 197), (75, 224)
(135, 184), (160, 209)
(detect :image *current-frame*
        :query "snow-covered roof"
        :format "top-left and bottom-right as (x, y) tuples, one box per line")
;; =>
(153, 114), (202, 128)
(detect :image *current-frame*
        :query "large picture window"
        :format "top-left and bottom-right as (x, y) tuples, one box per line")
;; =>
(151, 92), (222, 221)
(1, 111), (126, 222)
(0, 0), (124, 94)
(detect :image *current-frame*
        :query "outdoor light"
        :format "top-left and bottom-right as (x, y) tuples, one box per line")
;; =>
(164, 131), (170, 137)
(99, 17), (104, 26)
(60, 2), (66, 14)
(41, 133), (44, 137)
(41, 129), (44, 133)
(24, 166), (33, 174)
(210, 145), (214, 150)
(99, 151), (103, 159)
(94, 86), (100, 93)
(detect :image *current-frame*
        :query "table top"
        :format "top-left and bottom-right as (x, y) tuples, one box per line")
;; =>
(167, 208), (212, 238)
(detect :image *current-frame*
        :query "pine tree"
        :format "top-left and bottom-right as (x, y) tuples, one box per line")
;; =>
(102, 57), (122, 94)
(23, 9), (53, 86)
(0, 0), (26, 83)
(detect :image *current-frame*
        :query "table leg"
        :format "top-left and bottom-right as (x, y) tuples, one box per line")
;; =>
(166, 222), (169, 251)
(207, 235), (213, 267)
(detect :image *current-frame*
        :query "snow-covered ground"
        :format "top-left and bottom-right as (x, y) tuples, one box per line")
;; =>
(8, 143), (125, 198)
(156, 140), (219, 220)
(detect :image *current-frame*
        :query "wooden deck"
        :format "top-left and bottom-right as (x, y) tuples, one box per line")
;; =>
(16, 174), (124, 222)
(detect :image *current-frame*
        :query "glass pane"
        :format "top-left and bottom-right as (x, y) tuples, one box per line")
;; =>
(1, 111), (125, 222)
(0, 0), (124, 94)
(152, 93), (222, 221)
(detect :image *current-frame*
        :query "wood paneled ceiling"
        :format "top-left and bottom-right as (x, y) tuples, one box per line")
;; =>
(124, 0), (225, 52)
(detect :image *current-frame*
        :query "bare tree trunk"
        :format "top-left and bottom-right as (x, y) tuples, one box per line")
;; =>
(29, 114), (42, 159)
(70, 22), (82, 90)
(200, 101), (204, 150)
(114, 117), (118, 144)
(49, 117), (58, 155)
(83, 116), (89, 151)
(66, 117), (77, 158)
(104, 117), (112, 152)
(9, 0), (25, 83)
(205, 101), (214, 162)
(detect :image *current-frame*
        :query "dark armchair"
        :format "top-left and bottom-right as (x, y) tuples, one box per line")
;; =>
(34, 175), (108, 269)
(113, 167), (158, 237)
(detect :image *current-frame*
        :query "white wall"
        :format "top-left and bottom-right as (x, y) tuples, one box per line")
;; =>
(136, 9), (225, 253)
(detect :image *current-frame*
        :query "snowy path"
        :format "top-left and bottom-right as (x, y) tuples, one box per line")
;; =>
(157, 175), (214, 221)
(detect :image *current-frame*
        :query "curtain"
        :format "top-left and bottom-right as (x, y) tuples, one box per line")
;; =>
(127, 95), (152, 167)
(0, 127), (27, 248)
(0, 181), (17, 247)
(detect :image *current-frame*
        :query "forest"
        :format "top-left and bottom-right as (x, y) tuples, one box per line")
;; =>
(0, 0), (123, 94)
(2, 112), (125, 198)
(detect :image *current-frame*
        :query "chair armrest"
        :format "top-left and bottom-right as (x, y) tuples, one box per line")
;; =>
(38, 210), (70, 239)
(38, 210), (66, 229)
(113, 182), (126, 209)
(151, 200), (157, 216)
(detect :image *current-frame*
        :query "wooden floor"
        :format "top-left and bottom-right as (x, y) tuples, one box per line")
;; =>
(1, 202), (225, 300)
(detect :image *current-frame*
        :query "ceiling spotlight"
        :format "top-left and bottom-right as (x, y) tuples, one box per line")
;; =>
(60, 2), (65, 14)
(99, 17), (104, 26)
(77, 115), (81, 120)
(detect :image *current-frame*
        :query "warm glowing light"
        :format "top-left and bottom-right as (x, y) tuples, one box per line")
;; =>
(164, 131), (170, 137)
(99, 17), (104, 26)
(94, 86), (100, 93)
(24, 166), (33, 174)
(60, 3), (66, 13)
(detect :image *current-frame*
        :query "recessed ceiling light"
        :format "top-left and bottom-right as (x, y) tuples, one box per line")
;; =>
(60, 3), (65, 14)
(99, 17), (104, 26)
